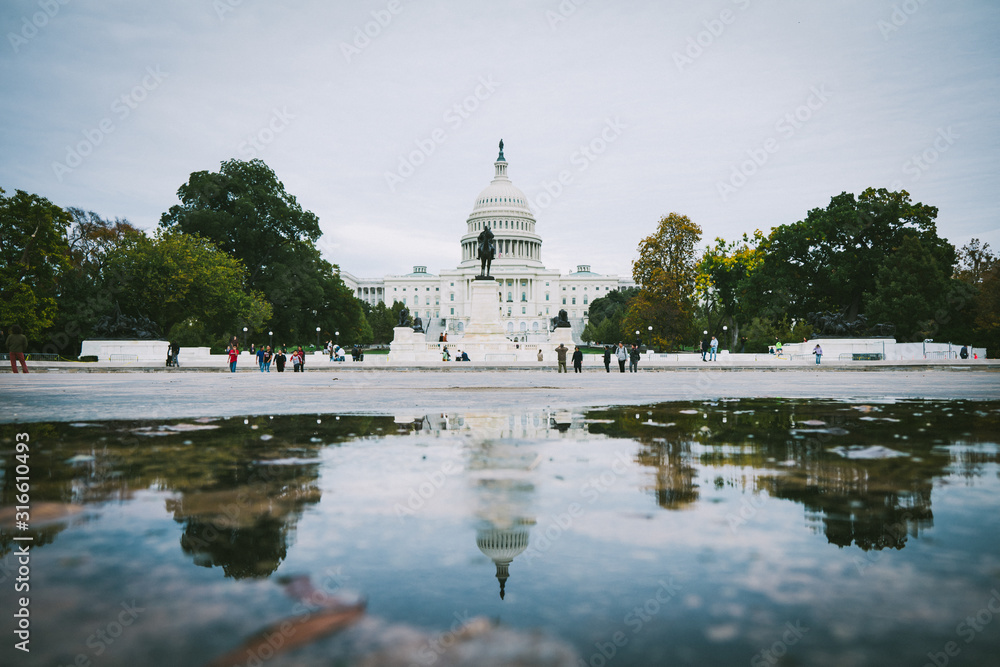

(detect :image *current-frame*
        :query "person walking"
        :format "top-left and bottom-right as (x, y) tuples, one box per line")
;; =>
(629, 344), (640, 372)
(813, 344), (823, 365)
(615, 342), (628, 372)
(701, 335), (709, 362)
(170, 341), (180, 367)
(275, 348), (286, 372)
(960, 345), (969, 360)
(263, 346), (272, 372)
(6, 324), (28, 373)
(555, 343), (568, 373)
(709, 336), (718, 362)
(256, 345), (266, 372)
(572, 345), (583, 373)
(227, 344), (239, 373)
(603, 345), (611, 372)
(536, 348), (543, 362)
(297, 346), (306, 371)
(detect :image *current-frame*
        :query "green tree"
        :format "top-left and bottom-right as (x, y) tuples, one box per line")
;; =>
(863, 234), (974, 341)
(630, 213), (702, 350)
(955, 238), (996, 286)
(49, 209), (142, 355)
(364, 301), (395, 344)
(582, 287), (637, 344)
(0, 188), (72, 342)
(973, 263), (1000, 355)
(696, 231), (764, 349)
(103, 230), (271, 338)
(750, 188), (946, 322)
(160, 158), (363, 343)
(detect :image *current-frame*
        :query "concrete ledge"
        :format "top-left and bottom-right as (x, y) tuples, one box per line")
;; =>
(4, 358), (997, 373)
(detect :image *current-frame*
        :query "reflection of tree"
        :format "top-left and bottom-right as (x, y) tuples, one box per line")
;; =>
(585, 411), (700, 510)
(177, 514), (290, 578)
(166, 461), (322, 579)
(584, 400), (979, 551)
(0, 416), (392, 560)
(636, 438), (699, 510)
(759, 468), (934, 551)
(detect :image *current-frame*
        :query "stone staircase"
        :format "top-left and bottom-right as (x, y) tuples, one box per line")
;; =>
(423, 317), (447, 342)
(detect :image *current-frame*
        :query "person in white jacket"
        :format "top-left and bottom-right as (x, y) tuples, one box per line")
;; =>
(615, 342), (628, 373)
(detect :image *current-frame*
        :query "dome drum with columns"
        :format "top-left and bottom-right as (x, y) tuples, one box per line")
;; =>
(341, 141), (633, 345)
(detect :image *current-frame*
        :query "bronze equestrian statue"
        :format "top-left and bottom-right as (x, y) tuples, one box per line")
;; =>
(477, 224), (495, 278)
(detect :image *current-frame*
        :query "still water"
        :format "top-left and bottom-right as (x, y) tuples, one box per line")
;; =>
(1, 399), (999, 666)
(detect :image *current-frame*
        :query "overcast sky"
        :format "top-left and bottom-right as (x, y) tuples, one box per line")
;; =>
(2, 0), (997, 280)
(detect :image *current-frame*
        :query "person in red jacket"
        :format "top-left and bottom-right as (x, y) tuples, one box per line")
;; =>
(227, 345), (239, 372)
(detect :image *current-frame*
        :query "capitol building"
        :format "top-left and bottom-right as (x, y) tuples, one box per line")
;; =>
(341, 142), (634, 342)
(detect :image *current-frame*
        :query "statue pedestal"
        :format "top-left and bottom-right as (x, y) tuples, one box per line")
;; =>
(547, 326), (574, 357)
(387, 327), (427, 362)
(549, 327), (574, 346)
(463, 279), (505, 341)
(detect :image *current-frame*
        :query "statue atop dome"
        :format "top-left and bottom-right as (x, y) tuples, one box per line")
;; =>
(497, 138), (505, 162)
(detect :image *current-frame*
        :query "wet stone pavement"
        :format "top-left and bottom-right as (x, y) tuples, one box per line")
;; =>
(0, 373), (999, 666)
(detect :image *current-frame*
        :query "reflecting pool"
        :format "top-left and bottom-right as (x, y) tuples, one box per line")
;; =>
(2, 399), (999, 666)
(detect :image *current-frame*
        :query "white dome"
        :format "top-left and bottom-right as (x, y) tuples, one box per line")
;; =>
(471, 181), (532, 215)
(469, 141), (533, 217)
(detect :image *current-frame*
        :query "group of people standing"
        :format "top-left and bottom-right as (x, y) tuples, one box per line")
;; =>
(606, 342), (641, 372)
(552, 342), (641, 373)
(224, 342), (308, 373)
(553, 343), (586, 373)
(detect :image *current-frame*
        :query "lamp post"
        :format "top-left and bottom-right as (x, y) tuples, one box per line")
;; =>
(722, 325), (728, 351)
(242, 326), (247, 350)
(635, 330), (641, 348)
(268, 330), (273, 348)
(316, 327), (321, 349)
(647, 325), (653, 351)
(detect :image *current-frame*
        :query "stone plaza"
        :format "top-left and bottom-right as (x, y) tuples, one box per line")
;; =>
(2, 367), (998, 424)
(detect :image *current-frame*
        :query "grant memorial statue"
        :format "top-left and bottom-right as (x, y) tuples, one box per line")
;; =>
(477, 223), (495, 279)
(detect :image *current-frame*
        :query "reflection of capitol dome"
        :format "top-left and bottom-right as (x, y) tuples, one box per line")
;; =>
(476, 526), (530, 599)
